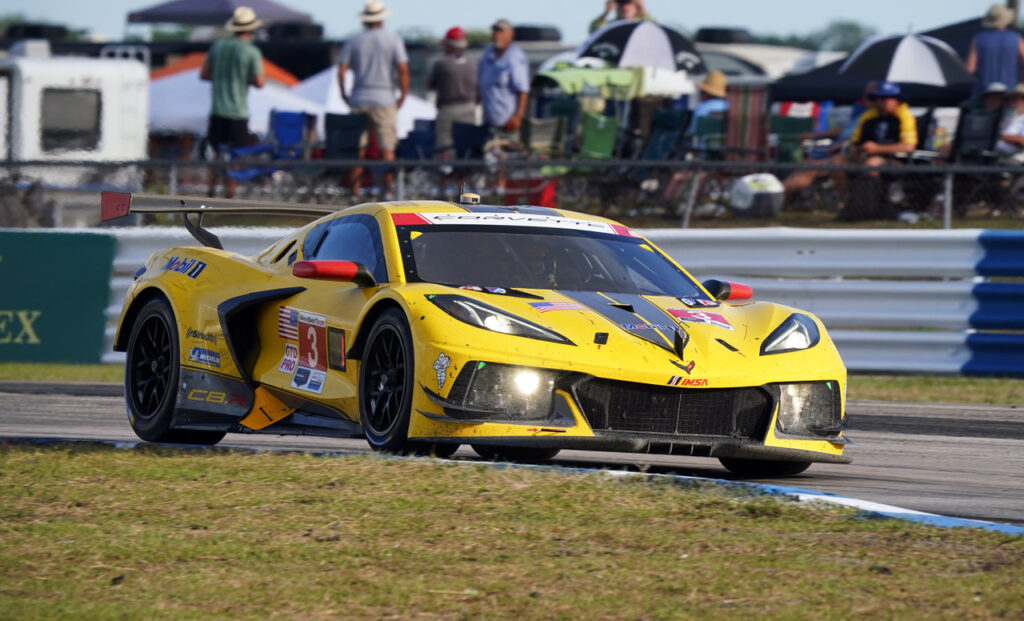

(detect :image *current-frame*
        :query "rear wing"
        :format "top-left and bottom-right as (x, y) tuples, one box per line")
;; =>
(101, 192), (339, 250)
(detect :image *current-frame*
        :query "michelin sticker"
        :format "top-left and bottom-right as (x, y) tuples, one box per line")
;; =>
(188, 346), (220, 367)
(433, 353), (450, 391)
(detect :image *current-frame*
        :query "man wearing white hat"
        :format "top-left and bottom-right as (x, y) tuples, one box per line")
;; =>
(967, 3), (1024, 99)
(338, 0), (410, 197)
(201, 6), (266, 196)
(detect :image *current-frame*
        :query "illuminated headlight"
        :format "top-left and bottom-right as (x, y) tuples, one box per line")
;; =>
(760, 314), (820, 355)
(774, 381), (842, 437)
(427, 295), (573, 344)
(446, 362), (563, 421)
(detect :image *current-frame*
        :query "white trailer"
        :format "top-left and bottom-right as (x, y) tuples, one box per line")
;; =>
(0, 44), (149, 224)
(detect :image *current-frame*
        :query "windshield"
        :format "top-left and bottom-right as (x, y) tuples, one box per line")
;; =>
(399, 227), (705, 297)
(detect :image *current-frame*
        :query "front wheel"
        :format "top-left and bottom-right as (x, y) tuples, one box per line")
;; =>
(358, 309), (415, 453)
(718, 457), (811, 477)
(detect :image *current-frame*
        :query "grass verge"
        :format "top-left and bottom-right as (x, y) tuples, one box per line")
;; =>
(2, 363), (1023, 405)
(1, 443), (1022, 619)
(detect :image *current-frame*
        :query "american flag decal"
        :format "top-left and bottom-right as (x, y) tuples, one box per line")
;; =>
(278, 306), (299, 340)
(529, 301), (587, 313)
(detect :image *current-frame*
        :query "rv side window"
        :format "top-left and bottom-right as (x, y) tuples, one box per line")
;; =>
(40, 88), (101, 152)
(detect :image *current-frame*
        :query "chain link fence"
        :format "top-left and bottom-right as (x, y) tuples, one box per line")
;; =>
(2, 158), (1023, 228)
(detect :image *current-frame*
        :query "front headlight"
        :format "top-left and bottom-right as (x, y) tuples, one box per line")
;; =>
(427, 295), (574, 345)
(760, 313), (820, 355)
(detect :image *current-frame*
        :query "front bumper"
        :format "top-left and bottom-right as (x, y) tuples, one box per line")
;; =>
(411, 362), (848, 463)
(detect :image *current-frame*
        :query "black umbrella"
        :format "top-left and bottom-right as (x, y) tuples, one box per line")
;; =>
(839, 33), (973, 86)
(128, 0), (311, 25)
(577, 21), (707, 74)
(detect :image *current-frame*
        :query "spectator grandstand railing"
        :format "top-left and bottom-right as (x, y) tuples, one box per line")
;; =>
(4, 158), (1024, 230)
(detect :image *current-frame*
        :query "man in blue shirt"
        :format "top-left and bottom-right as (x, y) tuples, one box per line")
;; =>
(686, 70), (728, 136)
(967, 4), (1024, 99)
(478, 19), (530, 135)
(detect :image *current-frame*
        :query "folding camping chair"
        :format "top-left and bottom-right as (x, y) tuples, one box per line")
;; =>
(227, 109), (317, 182)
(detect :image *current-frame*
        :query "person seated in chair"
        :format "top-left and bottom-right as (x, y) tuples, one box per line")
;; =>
(997, 83), (1024, 162)
(835, 81), (918, 220)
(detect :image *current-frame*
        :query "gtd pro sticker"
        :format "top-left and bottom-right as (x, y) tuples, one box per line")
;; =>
(667, 308), (734, 331)
(298, 312), (327, 372)
(278, 343), (299, 374)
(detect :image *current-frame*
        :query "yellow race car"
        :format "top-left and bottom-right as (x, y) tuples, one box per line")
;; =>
(102, 192), (848, 476)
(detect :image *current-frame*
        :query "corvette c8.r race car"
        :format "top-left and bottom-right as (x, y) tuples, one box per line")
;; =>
(101, 192), (848, 476)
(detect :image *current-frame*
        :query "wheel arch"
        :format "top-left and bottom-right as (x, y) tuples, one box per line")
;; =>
(347, 298), (407, 361)
(114, 287), (173, 352)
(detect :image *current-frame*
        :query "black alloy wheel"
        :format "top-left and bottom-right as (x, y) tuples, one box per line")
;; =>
(359, 309), (415, 453)
(125, 298), (224, 445)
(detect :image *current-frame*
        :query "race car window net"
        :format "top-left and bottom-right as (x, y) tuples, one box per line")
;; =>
(397, 227), (705, 297)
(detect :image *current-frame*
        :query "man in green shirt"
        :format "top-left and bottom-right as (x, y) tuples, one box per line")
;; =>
(200, 6), (266, 196)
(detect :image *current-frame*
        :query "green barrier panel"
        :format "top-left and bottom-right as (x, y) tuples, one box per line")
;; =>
(0, 231), (116, 363)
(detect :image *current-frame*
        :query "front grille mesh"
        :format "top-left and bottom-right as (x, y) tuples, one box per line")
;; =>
(575, 379), (773, 439)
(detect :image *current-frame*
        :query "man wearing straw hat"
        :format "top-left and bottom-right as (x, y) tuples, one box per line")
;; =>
(686, 70), (728, 136)
(338, 0), (410, 198)
(200, 6), (266, 196)
(967, 4), (1024, 99)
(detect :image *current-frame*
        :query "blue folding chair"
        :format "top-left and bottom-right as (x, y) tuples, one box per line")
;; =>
(228, 109), (315, 181)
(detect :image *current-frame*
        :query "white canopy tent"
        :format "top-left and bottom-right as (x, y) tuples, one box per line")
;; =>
(291, 66), (437, 139)
(149, 69), (323, 136)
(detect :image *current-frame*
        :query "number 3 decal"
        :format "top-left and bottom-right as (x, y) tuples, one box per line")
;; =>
(306, 326), (318, 368)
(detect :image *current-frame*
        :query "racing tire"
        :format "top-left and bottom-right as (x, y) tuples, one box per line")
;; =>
(125, 298), (225, 445)
(359, 308), (415, 453)
(471, 445), (561, 463)
(718, 457), (811, 477)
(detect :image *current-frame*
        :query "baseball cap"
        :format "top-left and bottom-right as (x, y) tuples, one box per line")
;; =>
(444, 26), (468, 48)
(984, 81), (1008, 95)
(491, 19), (513, 31)
(869, 81), (902, 99)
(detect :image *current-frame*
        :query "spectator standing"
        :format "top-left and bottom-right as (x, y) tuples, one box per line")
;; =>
(478, 19), (530, 137)
(200, 6), (266, 197)
(338, 0), (410, 197)
(590, 0), (653, 33)
(966, 4), (1024, 99)
(428, 27), (478, 155)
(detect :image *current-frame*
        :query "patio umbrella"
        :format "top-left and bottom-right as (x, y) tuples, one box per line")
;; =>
(577, 21), (707, 75)
(128, 0), (311, 25)
(839, 33), (972, 86)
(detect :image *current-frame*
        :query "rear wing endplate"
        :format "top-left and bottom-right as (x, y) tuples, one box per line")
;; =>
(101, 192), (338, 250)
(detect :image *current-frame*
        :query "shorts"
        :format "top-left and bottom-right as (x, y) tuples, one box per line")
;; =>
(207, 115), (250, 153)
(352, 104), (399, 153)
(435, 102), (478, 150)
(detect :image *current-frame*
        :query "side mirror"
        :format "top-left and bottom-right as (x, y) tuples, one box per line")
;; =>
(702, 279), (753, 302)
(293, 260), (376, 288)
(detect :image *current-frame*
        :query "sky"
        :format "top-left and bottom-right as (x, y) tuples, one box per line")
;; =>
(7, 0), (1002, 45)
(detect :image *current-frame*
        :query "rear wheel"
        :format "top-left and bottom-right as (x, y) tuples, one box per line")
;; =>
(125, 298), (225, 445)
(359, 309), (415, 453)
(472, 445), (561, 463)
(718, 457), (811, 477)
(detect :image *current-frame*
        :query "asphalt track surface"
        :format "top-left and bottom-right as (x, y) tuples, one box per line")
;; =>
(2, 382), (1022, 525)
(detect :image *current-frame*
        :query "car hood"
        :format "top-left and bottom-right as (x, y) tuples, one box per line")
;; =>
(411, 285), (843, 386)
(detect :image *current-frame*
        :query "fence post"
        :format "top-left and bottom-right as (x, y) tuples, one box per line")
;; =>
(169, 163), (178, 196)
(396, 165), (406, 201)
(943, 171), (953, 230)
